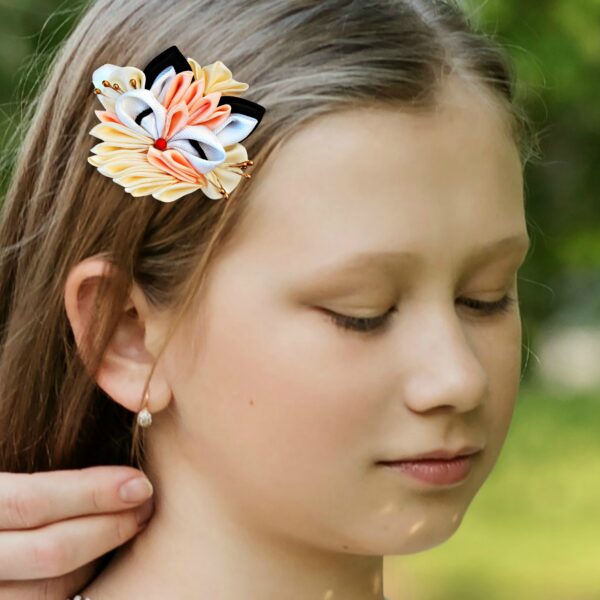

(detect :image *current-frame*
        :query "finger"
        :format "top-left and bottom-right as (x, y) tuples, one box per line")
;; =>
(0, 498), (153, 580)
(0, 466), (154, 530)
(0, 557), (99, 600)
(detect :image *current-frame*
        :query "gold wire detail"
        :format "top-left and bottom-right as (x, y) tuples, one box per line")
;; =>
(211, 171), (229, 200)
(229, 160), (254, 170)
(223, 160), (254, 179)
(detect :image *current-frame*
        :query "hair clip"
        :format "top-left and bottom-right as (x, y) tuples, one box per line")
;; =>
(87, 46), (266, 203)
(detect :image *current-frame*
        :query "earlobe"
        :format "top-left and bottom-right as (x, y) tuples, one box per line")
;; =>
(63, 256), (172, 416)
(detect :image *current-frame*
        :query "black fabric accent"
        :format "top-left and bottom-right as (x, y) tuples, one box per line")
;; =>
(143, 46), (194, 89)
(139, 46), (267, 145)
(218, 95), (266, 128)
(135, 107), (153, 126)
(189, 140), (208, 160)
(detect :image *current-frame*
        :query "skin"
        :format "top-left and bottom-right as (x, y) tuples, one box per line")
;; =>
(0, 467), (154, 597)
(63, 76), (530, 600)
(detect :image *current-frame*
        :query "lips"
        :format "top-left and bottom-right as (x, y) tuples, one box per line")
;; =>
(377, 445), (483, 463)
(380, 455), (476, 485)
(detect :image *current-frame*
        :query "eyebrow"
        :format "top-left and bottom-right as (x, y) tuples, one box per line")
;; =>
(312, 233), (531, 276)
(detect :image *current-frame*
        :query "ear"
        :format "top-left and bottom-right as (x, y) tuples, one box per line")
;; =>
(63, 256), (173, 416)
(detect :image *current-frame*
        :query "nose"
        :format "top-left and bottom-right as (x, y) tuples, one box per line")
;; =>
(401, 301), (489, 414)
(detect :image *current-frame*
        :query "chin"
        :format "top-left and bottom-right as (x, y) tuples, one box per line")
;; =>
(335, 509), (468, 557)
(383, 520), (465, 555)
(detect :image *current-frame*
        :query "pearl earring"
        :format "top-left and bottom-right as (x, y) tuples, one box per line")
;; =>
(137, 390), (152, 428)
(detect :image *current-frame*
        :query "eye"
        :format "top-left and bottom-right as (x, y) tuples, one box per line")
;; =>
(322, 306), (398, 334)
(322, 293), (517, 335)
(457, 293), (517, 316)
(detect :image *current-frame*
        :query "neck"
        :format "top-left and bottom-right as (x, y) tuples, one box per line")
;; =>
(81, 428), (386, 600)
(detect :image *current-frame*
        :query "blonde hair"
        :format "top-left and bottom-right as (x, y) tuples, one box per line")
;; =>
(0, 0), (537, 473)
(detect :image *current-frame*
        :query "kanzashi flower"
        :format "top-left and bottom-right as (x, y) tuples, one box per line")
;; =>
(87, 46), (266, 202)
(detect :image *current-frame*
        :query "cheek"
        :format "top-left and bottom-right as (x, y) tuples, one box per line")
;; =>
(169, 294), (378, 499)
(474, 313), (523, 452)
(165, 296), (389, 546)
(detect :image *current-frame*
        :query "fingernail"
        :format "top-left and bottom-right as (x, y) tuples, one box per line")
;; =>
(135, 499), (154, 525)
(119, 477), (154, 503)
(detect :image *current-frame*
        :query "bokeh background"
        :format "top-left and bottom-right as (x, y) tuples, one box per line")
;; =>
(0, 0), (598, 598)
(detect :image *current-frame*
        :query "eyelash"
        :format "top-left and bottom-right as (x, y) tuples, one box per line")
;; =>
(324, 294), (517, 334)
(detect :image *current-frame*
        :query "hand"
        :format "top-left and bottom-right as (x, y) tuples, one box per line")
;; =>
(0, 466), (154, 599)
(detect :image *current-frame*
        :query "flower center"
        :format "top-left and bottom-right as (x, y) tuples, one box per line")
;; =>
(154, 137), (167, 150)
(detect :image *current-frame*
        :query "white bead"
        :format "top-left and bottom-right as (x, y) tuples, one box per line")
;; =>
(137, 408), (152, 427)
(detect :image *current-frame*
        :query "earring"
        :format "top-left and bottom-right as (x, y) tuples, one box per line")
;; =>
(137, 390), (152, 428)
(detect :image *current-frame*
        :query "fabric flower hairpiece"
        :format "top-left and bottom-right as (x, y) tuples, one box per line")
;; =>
(88, 45), (266, 202)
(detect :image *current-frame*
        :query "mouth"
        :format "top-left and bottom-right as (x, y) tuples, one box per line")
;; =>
(375, 446), (483, 486)
(377, 445), (483, 463)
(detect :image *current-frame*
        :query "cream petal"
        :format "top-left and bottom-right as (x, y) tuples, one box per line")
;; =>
(186, 58), (205, 86)
(95, 155), (154, 178)
(202, 172), (228, 200)
(115, 89), (167, 140)
(212, 113), (259, 148)
(202, 143), (248, 199)
(89, 122), (153, 148)
(88, 155), (106, 168)
(152, 182), (204, 203)
(88, 151), (148, 170)
(89, 161), (209, 203)
(126, 181), (174, 198)
(89, 158), (174, 199)
(201, 60), (249, 96)
(224, 141), (249, 166)
(149, 65), (177, 104)
(90, 142), (149, 156)
(169, 125), (226, 173)
(116, 170), (173, 187)
(99, 164), (156, 178)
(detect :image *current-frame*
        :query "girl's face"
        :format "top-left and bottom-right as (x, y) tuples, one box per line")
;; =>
(155, 77), (530, 555)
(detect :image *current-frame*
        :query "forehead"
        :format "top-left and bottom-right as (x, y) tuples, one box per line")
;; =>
(233, 77), (525, 267)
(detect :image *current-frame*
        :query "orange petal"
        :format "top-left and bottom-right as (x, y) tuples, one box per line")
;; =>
(187, 92), (222, 126)
(194, 104), (231, 130)
(95, 109), (121, 124)
(163, 102), (189, 140)
(146, 147), (206, 185)
(163, 71), (194, 111)
(182, 79), (206, 111)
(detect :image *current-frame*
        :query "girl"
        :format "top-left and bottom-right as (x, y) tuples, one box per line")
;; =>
(0, 0), (537, 598)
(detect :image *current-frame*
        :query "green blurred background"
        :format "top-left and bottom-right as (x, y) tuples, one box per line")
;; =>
(0, 0), (598, 598)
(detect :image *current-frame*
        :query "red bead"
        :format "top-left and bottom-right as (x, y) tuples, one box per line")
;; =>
(154, 137), (167, 150)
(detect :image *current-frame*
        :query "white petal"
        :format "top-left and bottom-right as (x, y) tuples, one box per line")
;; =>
(111, 66), (145, 91)
(115, 89), (167, 140)
(92, 64), (145, 112)
(169, 125), (226, 174)
(212, 114), (258, 147)
(149, 66), (177, 104)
